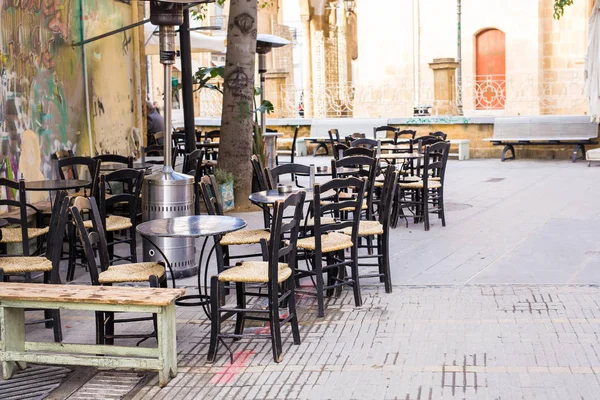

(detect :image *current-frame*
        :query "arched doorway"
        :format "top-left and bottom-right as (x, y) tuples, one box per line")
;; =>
(475, 29), (506, 110)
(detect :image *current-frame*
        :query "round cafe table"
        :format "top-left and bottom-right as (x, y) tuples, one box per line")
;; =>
(24, 179), (90, 191)
(136, 215), (246, 313)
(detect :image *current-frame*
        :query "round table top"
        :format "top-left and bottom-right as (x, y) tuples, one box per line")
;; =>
(0, 218), (8, 228)
(380, 144), (412, 152)
(379, 153), (424, 160)
(25, 179), (90, 191)
(250, 188), (311, 204)
(136, 215), (246, 238)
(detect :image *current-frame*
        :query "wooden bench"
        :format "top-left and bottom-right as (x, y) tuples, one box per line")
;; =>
(0, 283), (185, 387)
(485, 116), (599, 162)
(449, 139), (470, 161)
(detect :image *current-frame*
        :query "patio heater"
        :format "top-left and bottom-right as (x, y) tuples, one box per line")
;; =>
(256, 34), (290, 168)
(141, 0), (196, 278)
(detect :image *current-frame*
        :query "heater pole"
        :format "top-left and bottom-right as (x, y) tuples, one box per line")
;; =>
(160, 25), (176, 170)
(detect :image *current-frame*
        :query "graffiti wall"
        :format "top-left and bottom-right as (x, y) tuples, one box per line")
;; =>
(0, 0), (141, 189)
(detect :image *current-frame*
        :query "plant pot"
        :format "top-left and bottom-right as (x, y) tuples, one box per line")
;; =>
(218, 180), (235, 212)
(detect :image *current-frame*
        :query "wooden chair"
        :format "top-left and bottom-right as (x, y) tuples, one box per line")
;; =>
(296, 177), (366, 317)
(373, 125), (398, 140)
(265, 163), (311, 190)
(0, 191), (70, 343)
(351, 138), (379, 149)
(70, 196), (168, 345)
(394, 129), (416, 144)
(207, 190), (305, 363)
(328, 129), (341, 153)
(276, 125), (300, 165)
(338, 167), (398, 293)
(396, 141), (450, 231)
(430, 131), (448, 140)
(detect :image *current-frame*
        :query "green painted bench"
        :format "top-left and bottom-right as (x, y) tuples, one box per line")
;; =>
(0, 283), (185, 387)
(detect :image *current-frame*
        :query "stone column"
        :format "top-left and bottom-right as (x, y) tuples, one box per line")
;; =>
(301, 14), (313, 118)
(428, 58), (459, 116)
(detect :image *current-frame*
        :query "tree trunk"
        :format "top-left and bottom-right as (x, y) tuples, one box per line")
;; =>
(218, 0), (258, 211)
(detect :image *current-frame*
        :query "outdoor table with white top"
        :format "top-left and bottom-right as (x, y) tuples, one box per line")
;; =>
(136, 215), (247, 314)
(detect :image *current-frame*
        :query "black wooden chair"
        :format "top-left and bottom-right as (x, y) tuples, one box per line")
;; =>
(265, 163), (311, 190)
(207, 190), (305, 363)
(182, 149), (206, 215)
(276, 125), (300, 166)
(373, 125), (398, 140)
(296, 177), (366, 317)
(351, 138), (379, 149)
(0, 179), (47, 257)
(338, 167), (397, 293)
(394, 129), (416, 144)
(57, 156), (100, 198)
(430, 131), (448, 140)
(396, 141), (450, 231)
(251, 155), (272, 228)
(331, 155), (378, 221)
(71, 196), (168, 345)
(0, 191), (69, 343)
(328, 129), (341, 154)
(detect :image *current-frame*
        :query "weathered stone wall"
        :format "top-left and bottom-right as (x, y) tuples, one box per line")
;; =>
(0, 0), (144, 188)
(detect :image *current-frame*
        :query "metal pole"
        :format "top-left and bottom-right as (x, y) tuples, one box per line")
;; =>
(180, 10), (197, 154)
(259, 53), (267, 161)
(457, 0), (463, 116)
(160, 25), (176, 171)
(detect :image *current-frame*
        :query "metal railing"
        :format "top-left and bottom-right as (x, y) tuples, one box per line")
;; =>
(196, 70), (587, 118)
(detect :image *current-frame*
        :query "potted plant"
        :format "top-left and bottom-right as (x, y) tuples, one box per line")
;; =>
(214, 168), (235, 212)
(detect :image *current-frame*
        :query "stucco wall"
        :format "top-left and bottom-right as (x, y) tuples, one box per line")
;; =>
(0, 0), (142, 188)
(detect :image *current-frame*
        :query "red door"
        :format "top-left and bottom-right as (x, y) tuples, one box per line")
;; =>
(476, 29), (506, 110)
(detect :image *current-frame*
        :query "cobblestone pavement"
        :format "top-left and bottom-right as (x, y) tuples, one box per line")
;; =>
(125, 284), (600, 400)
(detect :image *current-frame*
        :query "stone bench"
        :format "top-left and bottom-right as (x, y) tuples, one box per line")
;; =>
(449, 139), (470, 161)
(587, 148), (600, 166)
(486, 116), (599, 162)
(0, 283), (185, 387)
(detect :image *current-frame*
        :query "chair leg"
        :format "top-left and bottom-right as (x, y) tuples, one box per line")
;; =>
(314, 258), (326, 318)
(286, 276), (301, 346)
(130, 227), (137, 262)
(52, 310), (63, 342)
(269, 281), (283, 363)
(207, 276), (221, 363)
(350, 249), (363, 307)
(381, 233), (392, 294)
(422, 189), (430, 231)
(107, 231), (115, 264)
(439, 189), (446, 227)
(67, 224), (76, 282)
(95, 311), (105, 345)
(104, 312), (115, 345)
(234, 282), (246, 340)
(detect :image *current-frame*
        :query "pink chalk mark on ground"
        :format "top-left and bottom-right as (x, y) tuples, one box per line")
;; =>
(210, 350), (254, 385)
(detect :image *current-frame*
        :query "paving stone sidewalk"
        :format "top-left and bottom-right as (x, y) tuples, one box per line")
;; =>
(127, 284), (600, 400)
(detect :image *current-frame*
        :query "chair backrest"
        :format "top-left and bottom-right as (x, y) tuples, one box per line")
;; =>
(251, 155), (269, 191)
(47, 192), (70, 283)
(143, 144), (177, 168)
(263, 190), (306, 283)
(422, 141), (451, 186)
(70, 196), (110, 285)
(289, 125), (300, 163)
(204, 130), (221, 141)
(429, 131), (448, 140)
(183, 149), (205, 175)
(199, 175), (224, 216)
(344, 146), (375, 158)
(351, 138), (378, 149)
(333, 143), (349, 160)
(328, 129), (340, 149)
(93, 154), (134, 169)
(99, 169), (144, 225)
(394, 129), (416, 143)
(373, 125), (398, 139)
(0, 178), (42, 256)
(265, 163), (311, 190)
(311, 177), (366, 257)
(57, 156), (100, 196)
(415, 135), (443, 150)
(377, 168), (399, 227)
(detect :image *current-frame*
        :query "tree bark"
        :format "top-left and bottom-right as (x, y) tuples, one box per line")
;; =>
(218, 0), (258, 210)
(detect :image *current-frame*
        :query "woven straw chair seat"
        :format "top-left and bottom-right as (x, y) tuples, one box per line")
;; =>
(374, 181), (384, 188)
(0, 227), (49, 243)
(399, 180), (442, 190)
(321, 199), (368, 211)
(220, 229), (270, 246)
(0, 256), (52, 273)
(296, 232), (353, 253)
(305, 217), (336, 226)
(339, 220), (384, 237)
(98, 262), (165, 284)
(218, 261), (291, 283)
(82, 215), (132, 231)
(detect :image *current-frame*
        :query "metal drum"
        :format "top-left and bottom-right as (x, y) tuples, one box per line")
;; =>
(142, 168), (197, 278)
